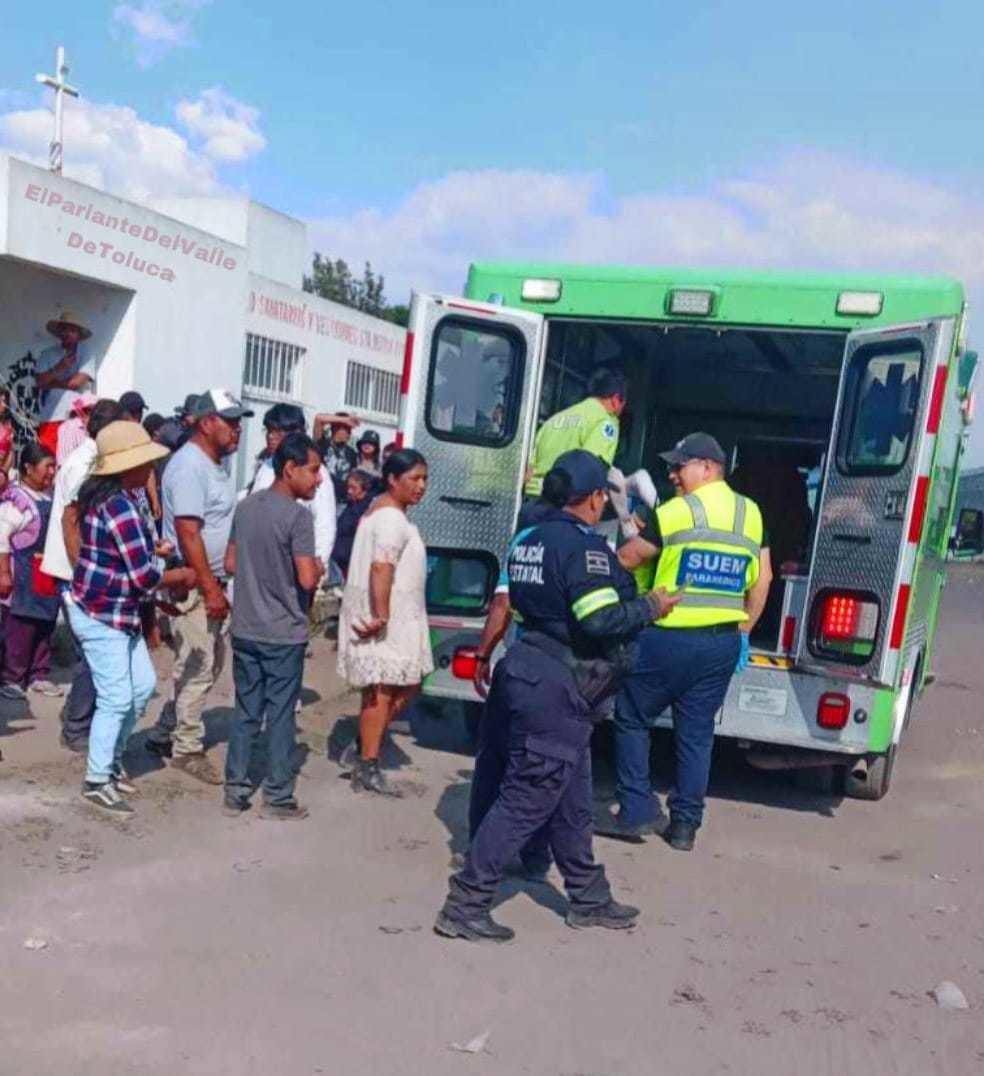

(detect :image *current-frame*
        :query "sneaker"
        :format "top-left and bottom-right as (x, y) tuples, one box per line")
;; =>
(222, 793), (251, 817)
(434, 910), (515, 943)
(259, 801), (309, 821)
(566, 899), (640, 931)
(593, 804), (669, 842)
(145, 738), (173, 759)
(30, 679), (64, 698)
(350, 758), (403, 798)
(111, 768), (138, 796)
(81, 780), (134, 815)
(0, 684), (27, 701)
(666, 820), (697, 852)
(170, 752), (223, 785)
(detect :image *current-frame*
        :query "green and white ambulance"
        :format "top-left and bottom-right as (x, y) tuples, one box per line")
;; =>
(398, 265), (982, 800)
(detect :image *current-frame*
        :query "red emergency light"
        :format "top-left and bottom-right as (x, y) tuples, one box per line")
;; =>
(451, 647), (480, 681)
(811, 590), (880, 665)
(817, 692), (851, 730)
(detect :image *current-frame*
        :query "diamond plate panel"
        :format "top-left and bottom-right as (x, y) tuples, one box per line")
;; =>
(801, 320), (951, 682)
(406, 298), (544, 564)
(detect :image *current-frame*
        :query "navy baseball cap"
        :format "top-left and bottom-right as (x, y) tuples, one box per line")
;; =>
(550, 450), (617, 496)
(659, 432), (726, 467)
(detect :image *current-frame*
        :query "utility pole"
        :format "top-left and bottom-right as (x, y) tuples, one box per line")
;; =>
(35, 45), (79, 175)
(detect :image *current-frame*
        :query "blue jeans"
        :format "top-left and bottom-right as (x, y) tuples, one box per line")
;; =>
(67, 602), (157, 785)
(225, 638), (306, 806)
(615, 626), (740, 829)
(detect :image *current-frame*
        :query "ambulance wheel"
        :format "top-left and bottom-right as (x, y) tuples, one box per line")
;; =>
(843, 745), (896, 801)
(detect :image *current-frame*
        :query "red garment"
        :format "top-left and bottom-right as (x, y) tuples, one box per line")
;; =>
(0, 422), (13, 467)
(38, 421), (61, 457)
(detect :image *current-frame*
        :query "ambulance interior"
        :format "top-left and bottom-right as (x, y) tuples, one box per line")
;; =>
(538, 320), (848, 653)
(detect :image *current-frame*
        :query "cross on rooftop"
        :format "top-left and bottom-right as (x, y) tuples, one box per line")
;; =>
(35, 45), (79, 175)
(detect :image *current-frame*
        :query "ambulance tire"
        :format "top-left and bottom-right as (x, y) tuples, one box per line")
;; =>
(843, 744), (897, 801)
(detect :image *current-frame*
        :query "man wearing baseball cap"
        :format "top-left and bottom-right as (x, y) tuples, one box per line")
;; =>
(119, 391), (147, 423)
(146, 389), (254, 783)
(597, 432), (772, 851)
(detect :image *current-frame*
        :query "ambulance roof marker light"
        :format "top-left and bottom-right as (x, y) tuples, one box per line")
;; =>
(836, 291), (884, 317)
(521, 278), (562, 302)
(667, 288), (716, 317)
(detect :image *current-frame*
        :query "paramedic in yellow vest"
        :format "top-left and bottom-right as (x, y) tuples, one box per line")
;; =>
(524, 366), (627, 497)
(595, 432), (772, 851)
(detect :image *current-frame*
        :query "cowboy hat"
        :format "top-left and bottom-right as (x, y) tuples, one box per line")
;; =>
(46, 310), (92, 340)
(91, 421), (169, 477)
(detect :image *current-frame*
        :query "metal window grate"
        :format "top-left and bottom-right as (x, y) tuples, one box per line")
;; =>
(243, 334), (306, 400)
(344, 360), (400, 418)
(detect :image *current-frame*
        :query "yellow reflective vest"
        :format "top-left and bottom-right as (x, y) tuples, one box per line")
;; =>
(524, 397), (619, 496)
(641, 480), (763, 629)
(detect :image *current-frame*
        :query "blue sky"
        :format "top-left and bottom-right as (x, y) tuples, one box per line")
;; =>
(3, 1), (984, 462)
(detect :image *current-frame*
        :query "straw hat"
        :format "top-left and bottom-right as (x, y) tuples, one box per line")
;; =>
(91, 421), (169, 477)
(46, 309), (92, 340)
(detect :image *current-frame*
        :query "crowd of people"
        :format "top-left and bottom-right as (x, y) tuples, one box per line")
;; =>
(0, 338), (770, 945)
(0, 366), (416, 819)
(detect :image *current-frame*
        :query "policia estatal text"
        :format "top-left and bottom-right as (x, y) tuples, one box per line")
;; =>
(436, 450), (677, 942)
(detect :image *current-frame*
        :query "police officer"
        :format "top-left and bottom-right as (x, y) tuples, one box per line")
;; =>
(524, 366), (627, 497)
(467, 498), (556, 884)
(435, 450), (678, 943)
(597, 433), (772, 851)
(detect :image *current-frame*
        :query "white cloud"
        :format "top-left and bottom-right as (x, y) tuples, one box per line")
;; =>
(308, 151), (984, 315)
(112, 1), (210, 67)
(0, 97), (220, 202)
(175, 87), (266, 163)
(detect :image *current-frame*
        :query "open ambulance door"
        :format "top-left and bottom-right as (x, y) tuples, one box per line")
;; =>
(799, 317), (956, 688)
(399, 293), (546, 620)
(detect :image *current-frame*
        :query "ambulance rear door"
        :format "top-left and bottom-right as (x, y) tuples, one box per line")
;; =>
(799, 317), (955, 687)
(400, 293), (546, 620)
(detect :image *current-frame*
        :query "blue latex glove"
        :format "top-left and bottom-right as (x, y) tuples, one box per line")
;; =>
(736, 632), (750, 673)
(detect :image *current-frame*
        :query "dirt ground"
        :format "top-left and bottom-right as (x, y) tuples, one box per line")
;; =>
(2, 566), (983, 1076)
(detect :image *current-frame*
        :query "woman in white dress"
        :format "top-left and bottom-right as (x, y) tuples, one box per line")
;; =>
(337, 448), (433, 795)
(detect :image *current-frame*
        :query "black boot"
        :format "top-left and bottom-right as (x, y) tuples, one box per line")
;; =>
(434, 909), (515, 943)
(566, 899), (640, 931)
(593, 804), (669, 842)
(666, 819), (697, 851)
(351, 758), (403, 798)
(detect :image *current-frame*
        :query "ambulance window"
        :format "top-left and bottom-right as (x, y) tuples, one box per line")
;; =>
(425, 549), (497, 616)
(839, 341), (924, 476)
(426, 317), (524, 446)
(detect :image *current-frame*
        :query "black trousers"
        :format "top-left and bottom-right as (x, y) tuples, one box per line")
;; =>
(446, 642), (610, 918)
(61, 600), (96, 745)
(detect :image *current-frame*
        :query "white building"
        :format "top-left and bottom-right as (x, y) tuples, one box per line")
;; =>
(0, 154), (405, 484)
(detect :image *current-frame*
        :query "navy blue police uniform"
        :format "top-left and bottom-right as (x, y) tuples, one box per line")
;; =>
(438, 452), (663, 938)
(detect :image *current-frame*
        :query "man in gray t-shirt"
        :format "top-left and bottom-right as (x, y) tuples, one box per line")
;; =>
(147, 389), (254, 784)
(223, 434), (324, 819)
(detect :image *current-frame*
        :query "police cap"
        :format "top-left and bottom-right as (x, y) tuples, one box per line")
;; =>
(659, 432), (726, 467)
(550, 449), (616, 497)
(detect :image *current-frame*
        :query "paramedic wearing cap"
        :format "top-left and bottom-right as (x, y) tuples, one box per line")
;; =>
(146, 390), (254, 784)
(601, 432), (771, 851)
(436, 450), (678, 943)
(523, 367), (627, 498)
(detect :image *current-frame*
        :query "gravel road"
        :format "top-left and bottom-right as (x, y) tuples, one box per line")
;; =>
(2, 565), (982, 1075)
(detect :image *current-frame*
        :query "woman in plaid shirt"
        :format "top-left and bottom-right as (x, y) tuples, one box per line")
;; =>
(68, 422), (196, 815)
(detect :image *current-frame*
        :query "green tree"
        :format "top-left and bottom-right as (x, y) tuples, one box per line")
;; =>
(303, 253), (408, 326)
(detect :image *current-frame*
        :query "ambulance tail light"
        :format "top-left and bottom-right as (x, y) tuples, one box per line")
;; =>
(836, 291), (883, 317)
(521, 278), (562, 302)
(817, 692), (851, 730)
(810, 589), (880, 665)
(451, 647), (480, 681)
